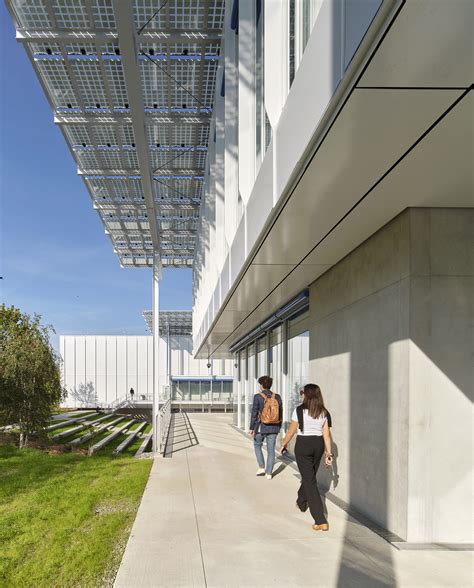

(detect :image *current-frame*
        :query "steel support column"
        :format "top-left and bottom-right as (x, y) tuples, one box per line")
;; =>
(152, 257), (161, 453)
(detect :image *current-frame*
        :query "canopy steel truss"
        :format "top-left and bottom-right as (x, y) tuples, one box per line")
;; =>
(6, 0), (224, 268)
(143, 310), (192, 336)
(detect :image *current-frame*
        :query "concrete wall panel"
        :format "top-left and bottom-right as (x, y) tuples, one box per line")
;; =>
(308, 208), (473, 543)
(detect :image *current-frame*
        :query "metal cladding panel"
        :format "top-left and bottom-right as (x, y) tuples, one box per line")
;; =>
(127, 336), (138, 376)
(137, 375), (148, 397)
(158, 336), (168, 378)
(96, 336), (107, 376)
(147, 336), (153, 392)
(106, 373), (117, 401)
(116, 337), (127, 376)
(137, 336), (149, 376)
(85, 337), (96, 379)
(64, 336), (76, 378)
(75, 336), (86, 376)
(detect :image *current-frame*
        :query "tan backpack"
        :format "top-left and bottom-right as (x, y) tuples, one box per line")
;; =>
(259, 392), (280, 425)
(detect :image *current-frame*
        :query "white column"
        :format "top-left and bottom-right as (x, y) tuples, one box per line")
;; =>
(238, 0), (256, 204)
(152, 257), (161, 453)
(224, 1), (239, 246)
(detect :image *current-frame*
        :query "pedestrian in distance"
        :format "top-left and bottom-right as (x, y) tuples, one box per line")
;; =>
(280, 383), (333, 531)
(249, 375), (282, 479)
(129, 387), (135, 402)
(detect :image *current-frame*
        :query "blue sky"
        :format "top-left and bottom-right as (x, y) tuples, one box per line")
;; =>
(0, 5), (193, 349)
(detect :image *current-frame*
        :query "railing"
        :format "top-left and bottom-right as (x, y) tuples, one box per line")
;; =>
(107, 396), (130, 410)
(158, 399), (172, 454)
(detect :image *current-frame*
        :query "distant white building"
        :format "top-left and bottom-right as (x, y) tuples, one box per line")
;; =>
(60, 312), (233, 409)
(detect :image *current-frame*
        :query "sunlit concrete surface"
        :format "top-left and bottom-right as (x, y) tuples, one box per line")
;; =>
(114, 414), (473, 588)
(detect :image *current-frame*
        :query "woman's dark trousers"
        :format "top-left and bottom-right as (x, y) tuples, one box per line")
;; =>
(295, 435), (327, 525)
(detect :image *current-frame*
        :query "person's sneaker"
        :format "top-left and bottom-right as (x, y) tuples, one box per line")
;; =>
(265, 473), (272, 480)
(256, 468), (265, 476)
(312, 523), (329, 531)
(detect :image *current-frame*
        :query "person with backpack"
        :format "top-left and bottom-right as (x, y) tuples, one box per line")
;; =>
(280, 383), (333, 531)
(249, 375), (282, 479)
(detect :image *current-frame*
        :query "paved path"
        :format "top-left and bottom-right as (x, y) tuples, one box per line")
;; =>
(114, 414), (472, 588)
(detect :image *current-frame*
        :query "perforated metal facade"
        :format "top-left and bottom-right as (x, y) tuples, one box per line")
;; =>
(6, 0), (224, 268)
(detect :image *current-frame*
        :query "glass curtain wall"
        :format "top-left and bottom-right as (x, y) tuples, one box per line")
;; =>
(232, 307), (309, 448)
(286, 326), (309, 432)
(255, 0), (271, 169)
(240, 351), (246, 427)
(233, 354), (239, 425)
(289, 0), (323, 88)
(257, 336), (267, 379)
(189, 381), (201, 402)
(270, 326), (282, 399)
(201, 380), (210, 401)
(223, 381), (233, 405)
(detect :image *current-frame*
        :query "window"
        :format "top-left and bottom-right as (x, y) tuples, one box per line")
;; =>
(247, 343), (256, 428)
(286, 329), (309, 433)
(270, 326), (282, 400)
(189, 381), (201, 401)
(289, 0), (323, 88)
(257, 336), (267, 378)
(289, 0), (296, 87)
(240, 352), (246, 427)
(201, 380), (211, 401)
(222, 380), (233, 403)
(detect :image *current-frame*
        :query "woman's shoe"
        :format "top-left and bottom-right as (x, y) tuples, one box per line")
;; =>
(296, 500), (308, 512)
(312, 523), (329, 531)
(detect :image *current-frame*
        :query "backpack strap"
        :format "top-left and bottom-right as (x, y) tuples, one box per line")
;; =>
(296, 404), (304, 433)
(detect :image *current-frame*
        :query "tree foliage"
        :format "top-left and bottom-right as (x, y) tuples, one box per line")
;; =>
(0, 305), (65, 447)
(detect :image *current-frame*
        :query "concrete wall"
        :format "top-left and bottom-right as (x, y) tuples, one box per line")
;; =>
(60, 335), (234, 408)
(309, 208), (473, 543)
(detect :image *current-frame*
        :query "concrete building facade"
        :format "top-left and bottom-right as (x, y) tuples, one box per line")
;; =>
(191, 0), (473, 545)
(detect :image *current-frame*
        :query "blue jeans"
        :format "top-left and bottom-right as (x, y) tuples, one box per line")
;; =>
(254, 433), (277, 474)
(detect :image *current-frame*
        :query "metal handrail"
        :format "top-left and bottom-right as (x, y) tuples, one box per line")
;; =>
(158, 399), (171, 453)
(107, 396), (130, 410)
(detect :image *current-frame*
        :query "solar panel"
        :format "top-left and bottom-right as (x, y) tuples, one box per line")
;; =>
(7, 0), (224, 268)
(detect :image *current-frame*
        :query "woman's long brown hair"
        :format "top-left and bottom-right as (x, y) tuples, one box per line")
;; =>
(302, 383), (326, 419)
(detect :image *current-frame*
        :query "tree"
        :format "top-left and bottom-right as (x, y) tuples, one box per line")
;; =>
(0, 305), (66, 447)
(71, 381), (97, 407)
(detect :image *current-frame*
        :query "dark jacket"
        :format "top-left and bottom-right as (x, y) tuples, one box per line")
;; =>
(250, 389), (283, 435)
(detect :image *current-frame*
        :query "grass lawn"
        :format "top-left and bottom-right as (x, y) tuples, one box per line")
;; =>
(0, 439), (153, 587)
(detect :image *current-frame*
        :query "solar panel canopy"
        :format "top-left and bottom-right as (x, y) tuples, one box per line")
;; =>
(6, 0), (224, 268)
(143, 310), (192, 336)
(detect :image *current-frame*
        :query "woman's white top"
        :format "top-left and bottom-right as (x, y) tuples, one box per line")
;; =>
(291, 408), (327, 436)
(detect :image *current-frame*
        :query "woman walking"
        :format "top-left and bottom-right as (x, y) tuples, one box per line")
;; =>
(280, 383), (333, 531)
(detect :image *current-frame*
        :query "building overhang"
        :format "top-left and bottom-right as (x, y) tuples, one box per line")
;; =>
(196, 0), (473, 358)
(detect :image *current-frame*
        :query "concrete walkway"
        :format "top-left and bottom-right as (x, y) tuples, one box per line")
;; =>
(114, 414), (472, 588)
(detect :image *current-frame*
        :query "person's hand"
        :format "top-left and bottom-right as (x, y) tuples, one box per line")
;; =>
(325, 454), (333, 467)
(249, 430), (255, 437)
(280, 445), (288, 454)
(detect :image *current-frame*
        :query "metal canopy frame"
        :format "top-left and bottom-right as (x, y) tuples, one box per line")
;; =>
(7, 0), (224, 269)
(143, 310), (192, 336)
